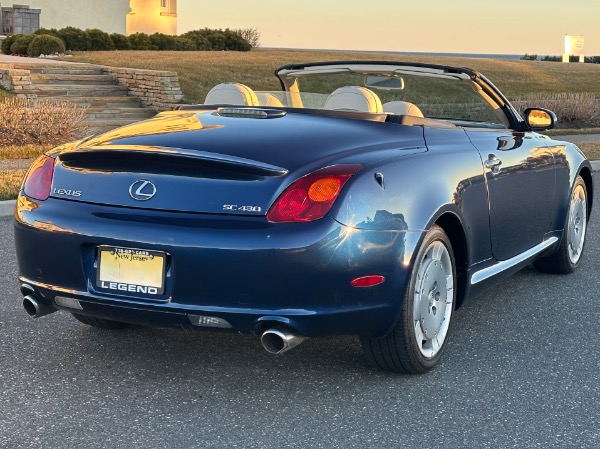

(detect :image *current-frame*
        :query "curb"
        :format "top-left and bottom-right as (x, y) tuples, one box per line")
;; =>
(2, 161), (600, 218)
(0, 200), (15, 218)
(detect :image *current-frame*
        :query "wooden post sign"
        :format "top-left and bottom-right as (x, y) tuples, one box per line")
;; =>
(563, 35), (585, 63)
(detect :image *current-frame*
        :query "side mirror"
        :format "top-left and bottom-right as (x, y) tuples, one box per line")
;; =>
(524, 108), (557, 131)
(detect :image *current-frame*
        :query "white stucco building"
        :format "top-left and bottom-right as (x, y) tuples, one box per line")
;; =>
(1, 0), (177, 35)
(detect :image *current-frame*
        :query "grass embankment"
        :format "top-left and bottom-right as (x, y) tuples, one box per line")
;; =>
(0, 170), (26, 201)
(577, 143), (600, 160)
(63, 49), (600, 104)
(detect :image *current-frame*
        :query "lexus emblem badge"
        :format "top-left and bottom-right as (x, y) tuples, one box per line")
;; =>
(129, 180), (157, 201)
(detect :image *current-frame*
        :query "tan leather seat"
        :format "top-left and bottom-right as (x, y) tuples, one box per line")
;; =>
(382, 101), (424, 117)
(204, 83), (260, 106)
(324, 86), (383, 113)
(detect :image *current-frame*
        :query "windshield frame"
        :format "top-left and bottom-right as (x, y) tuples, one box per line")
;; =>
(274, 61), (524, 130)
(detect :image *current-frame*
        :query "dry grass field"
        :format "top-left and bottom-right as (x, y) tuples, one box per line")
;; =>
(64, 49), (600, 104)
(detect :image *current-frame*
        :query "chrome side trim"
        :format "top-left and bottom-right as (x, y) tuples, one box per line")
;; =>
(470, 237), (559, 285)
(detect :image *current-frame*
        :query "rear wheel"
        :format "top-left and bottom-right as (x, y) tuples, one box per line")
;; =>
(534, 175), (588, 274)
(360, 225), (456, 374)
(71, 313), (130, 330)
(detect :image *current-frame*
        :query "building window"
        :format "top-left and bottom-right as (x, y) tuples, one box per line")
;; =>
(160, 0), (176, 13)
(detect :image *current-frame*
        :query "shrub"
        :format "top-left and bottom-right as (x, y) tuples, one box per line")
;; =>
(175, 37), (196, 51)
(1, 34), (23, 54)
(520, 53), (537, 61)
(149, 33), (178, 50)
(177, 28), (252, 51)
(0, 97), (88, 146)
(128, 32), (154, 50)
(110, 33), (130, 50)
(58, 26), (91, 51)
(512, 92), (599, 123)
(86, 28), (115, 51)
(179, 30), (211, 50)
(542, 55), (561, 62)
(10, 35), (35, 56)
(222, 29), (252, 51)
(33, 28), (62, 40)
(27, 34), (66, 57)
(206, 31), (226, 50)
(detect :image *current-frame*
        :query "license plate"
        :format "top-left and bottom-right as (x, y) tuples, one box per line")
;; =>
(96, 246), (166, 296)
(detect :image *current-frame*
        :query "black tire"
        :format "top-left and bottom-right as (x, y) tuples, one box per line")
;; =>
(533, 175), (588, 274)
(360, 225), (457, 374)
(71, 313), (130, 330)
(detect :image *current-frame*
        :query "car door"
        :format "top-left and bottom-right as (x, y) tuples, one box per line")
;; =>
(465, 129), (555, 261)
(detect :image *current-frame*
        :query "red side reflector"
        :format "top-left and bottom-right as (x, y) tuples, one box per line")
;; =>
(351, 275), (386, 288)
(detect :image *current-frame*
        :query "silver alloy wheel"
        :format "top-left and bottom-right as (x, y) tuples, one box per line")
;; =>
(567, 184), (587, 265)
(413, 240), (454, 358)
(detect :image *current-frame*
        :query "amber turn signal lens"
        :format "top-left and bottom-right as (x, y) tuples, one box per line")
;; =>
(308, 178), (341, 202)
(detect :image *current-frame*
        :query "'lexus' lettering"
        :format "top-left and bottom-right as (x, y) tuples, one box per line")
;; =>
(100, 281), (159, 295)
(53, 188), (82, 197)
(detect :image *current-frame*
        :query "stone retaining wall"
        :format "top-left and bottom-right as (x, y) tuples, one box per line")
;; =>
(0, 68), (33, 96)
(104, 67), (184, 110)
(0, 63), (184, 110)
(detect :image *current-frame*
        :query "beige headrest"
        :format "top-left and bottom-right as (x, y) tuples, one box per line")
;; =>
(382, 101), (424, 118)
(204, 83), (260, 106)
(324, 86), (383, 113)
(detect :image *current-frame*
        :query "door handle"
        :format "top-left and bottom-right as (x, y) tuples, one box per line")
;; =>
(485, 154), (502, 174)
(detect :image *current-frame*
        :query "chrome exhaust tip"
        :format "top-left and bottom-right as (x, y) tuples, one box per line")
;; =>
(23, 295), (57, 318)
(261, 327), (306, 354)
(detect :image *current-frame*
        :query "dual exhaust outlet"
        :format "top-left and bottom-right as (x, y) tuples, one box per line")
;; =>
(21, 286), (305, 354)
(260, 327), (306, 354)
(22, 294), (57, 319)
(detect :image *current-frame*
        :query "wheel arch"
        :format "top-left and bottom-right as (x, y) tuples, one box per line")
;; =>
(434, 212), (469, 309)
(578, 166), (593, 221)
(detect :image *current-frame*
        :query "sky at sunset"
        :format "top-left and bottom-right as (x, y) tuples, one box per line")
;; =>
(178, 0), (600, 55)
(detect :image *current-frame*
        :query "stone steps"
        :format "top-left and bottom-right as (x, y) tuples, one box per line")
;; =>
(30, 73), (118, 85)
(11, 64), (105, 76)
(28, 84), (130, 97)
(40, 95), (143, 108)
(85, 107), (157, 120)
(9, 63), (177, 135)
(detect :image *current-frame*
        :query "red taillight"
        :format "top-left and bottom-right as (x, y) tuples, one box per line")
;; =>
(267, 165), (363, 223)
(23, 156), (55, 201)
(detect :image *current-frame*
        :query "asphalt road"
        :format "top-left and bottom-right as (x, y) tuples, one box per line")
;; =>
(1, 183), (599, 449)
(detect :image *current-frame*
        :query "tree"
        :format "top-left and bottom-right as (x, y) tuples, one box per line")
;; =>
(234, 28), (261, 48)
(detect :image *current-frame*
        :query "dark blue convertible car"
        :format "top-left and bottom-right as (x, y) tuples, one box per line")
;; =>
(14, 61), (593, 373)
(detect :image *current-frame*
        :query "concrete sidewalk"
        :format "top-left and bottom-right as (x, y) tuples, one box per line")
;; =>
(0, 54), (81, 64)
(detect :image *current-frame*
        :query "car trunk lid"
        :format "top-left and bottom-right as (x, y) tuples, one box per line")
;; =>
(49, 110), (426, 215)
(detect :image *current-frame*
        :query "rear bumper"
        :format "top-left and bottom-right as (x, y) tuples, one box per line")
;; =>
(15, 195), (416, 338)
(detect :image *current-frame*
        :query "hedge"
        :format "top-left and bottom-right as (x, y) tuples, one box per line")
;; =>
(1, 27), (255, 55)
